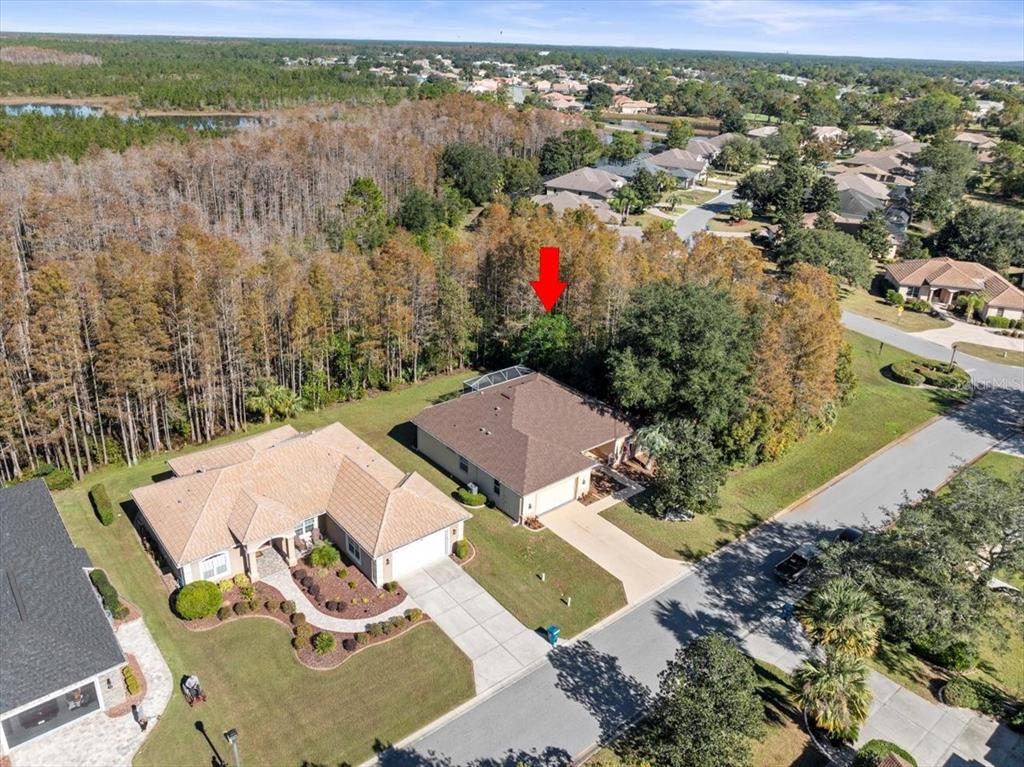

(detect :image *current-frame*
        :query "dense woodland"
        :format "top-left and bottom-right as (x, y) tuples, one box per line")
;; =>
(0, 94), (848, 497)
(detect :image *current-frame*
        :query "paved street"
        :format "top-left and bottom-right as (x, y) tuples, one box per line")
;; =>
(383, 315), (1023, 767)
(673, 188), (737, 241)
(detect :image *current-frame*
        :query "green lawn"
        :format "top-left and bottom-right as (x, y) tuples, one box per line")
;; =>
(671, 188), (719, 206)
(707, 214), (767, 233)
(55, 467), (474, 766)
(840, 286), (952, 332)
(601, 330), (967, 561)
(584, 660), (824, 767)
(972, 449), (1024, 481)
(955, 342), (1024, 367)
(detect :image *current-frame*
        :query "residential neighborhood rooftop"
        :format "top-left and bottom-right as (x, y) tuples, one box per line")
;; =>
(131, 422), (470, 563)
(413, 372), (632, 496)
(0, 480), (125, 713)
(886, 257), (1024, 309)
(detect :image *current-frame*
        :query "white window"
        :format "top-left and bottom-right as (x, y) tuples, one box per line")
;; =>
(294, 516), (316, 538)
(200, 551), (229, 581)
(346, 536), (362, 564)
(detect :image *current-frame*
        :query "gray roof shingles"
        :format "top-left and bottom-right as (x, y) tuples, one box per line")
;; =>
(1, 480), (124, 713)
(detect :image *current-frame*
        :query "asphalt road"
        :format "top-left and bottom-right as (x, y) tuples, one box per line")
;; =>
(673, 188), (737, 241)
(383, 315), (1023, 767)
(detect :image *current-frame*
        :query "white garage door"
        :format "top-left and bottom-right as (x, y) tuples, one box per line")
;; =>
(391, 528), (448, 579)
(535, 476), (578, 515)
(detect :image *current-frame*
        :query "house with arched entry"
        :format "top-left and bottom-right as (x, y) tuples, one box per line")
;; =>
(130, 423), (469, 588)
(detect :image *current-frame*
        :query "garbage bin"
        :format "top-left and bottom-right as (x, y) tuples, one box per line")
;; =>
(546, 625), (560, 647)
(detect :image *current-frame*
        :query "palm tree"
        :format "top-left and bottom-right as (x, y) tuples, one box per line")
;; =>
(244, 378), (277, 423)
(793, 652), (872, 742)
(797, 577), (884, 658)
(271, 387), (302, 420)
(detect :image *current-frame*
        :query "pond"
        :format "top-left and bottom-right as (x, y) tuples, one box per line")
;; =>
(3, 103), (266, 130)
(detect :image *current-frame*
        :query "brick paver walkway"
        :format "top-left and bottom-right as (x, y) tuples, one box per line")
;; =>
(10, 618), (172, 767)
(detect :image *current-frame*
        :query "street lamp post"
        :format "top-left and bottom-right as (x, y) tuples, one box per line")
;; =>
(224, 729), (240, 767)
(950, 343), (958, 366)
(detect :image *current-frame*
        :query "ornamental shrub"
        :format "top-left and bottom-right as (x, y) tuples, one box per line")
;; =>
(453, 539), (470, 560)
(111, 603), (129, 620)
(355, 632), (370, 644)
(217, 606), (232, 621)
(301, 576), (314, 589)
(325, 600), (338, 612)
(217, 579), (234, 593)
(121, 666), (142, 697)
(987, 315), (1012, 329)
(934, 640), (979, 672)
(852, 739), (918, 767)
(291, 612), (307, 626)
(405, 608), (423, 622)
(89, 483), (115, 526)
(347, 580), (357, 589)
(384, 581), (398, 593)
(308, 584), (321, 599)
(904, 298), (932, 313)
(367, 622), (384, 638)
(294, 623), (314, 642)
(943, 676), (982, 709)
(884, 289), (905, 306)
(175, 581), (222, 620)
(291, 636), (307, 650)
(336, 568), (348, 578)
(232, 601), (251, 616)
(264, 600), (280, 613)
(232, 573), (251, 588)
(89, 569), (123, 614)
(456, 487), (486, 506)
(294, 568), (307, 581)
(309, 541), (341, 569)
(280, 600), (296, 615)
(342, 637), (357, 652)
(889, 361), (925, 386)
(240, 585), (256, 600)
(389, 616), (405, 631)
(313, 631), (337, 655)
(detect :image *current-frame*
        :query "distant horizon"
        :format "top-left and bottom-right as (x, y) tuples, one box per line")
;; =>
(3, 29), (1023, 67)
(2, 0), (1023, 63)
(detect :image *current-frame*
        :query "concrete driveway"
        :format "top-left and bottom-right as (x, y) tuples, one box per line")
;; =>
(401, 559), (550, 693)
(542, 501), (685, 604)
(914, 315), (1024, 353)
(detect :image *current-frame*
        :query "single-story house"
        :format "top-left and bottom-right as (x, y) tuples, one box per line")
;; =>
(873, 127), (914, 147)
(131, 423), (470, 588)
(685, 133), (739, 159)
(885, 257), (1024, 321)
(1, 481), (125, 754)
(811, 126), (847, 143)
(648, 148), (709, 185)
(611, 94), (657, 114)
(531, 190), (619, 223)
(543, 167), (626, 200)
(954, 131), (1000, 152)
(413, 368), (634, 522)
(833, 171), (892, 201)
(542, 92), (583, 111)
(845, 147), (921, 176)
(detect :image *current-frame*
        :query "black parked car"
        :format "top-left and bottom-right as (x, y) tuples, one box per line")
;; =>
(774, 543), (822, 584)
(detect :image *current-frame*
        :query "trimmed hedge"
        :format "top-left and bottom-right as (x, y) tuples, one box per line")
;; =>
(890, 359), (969, 389)
(89, 483), (115, 526)
(89, 569), (128, 619)
(987, 315), (1012, 329)
(890, 361), (925, 386)
(456, 487), (486, 506)
(852, 739), (917, 767)
(174, 580), (222, 620)
(122, 665), (142, 697)
(453, 539), (470, 560)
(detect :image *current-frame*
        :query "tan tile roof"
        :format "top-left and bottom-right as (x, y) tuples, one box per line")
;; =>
(651, 148), (708, 173)
(531, 190), (619, 223)
(834, 171), (891, 200)
(544, 167), (625, 198)
(167, 425), (299, 476)
(131, 422), (469, 565)
(413, 373), (633, 495)
(885, 257), (1023, 308)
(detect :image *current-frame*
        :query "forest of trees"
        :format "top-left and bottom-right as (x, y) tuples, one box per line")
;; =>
(0, 95), (848, 493)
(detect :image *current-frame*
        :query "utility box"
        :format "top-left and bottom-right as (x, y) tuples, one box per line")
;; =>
(546, 625), (560, 646)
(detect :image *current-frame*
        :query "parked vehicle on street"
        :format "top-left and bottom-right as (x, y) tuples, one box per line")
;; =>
(774, 543), (822, 584)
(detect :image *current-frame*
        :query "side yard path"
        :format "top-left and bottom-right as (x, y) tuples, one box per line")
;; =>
(402, 559), (550, 693)
(10, 617), (172, 767)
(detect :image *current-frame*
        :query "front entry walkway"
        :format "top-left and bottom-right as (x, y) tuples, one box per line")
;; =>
(400, 559), (550, 693)
(10, 618), (172, 767)
(542, 500), (686, 604)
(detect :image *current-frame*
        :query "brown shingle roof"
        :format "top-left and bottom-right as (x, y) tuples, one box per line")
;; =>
(885, 257), (1023, 308)
(413, 373), (633, 495)
(131, 422), (468, 565)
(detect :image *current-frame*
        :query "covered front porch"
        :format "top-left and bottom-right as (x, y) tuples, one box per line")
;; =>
(240, 514), (320, 582)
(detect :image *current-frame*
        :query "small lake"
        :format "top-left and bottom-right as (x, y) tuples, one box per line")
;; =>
(3, 103), (265, 130)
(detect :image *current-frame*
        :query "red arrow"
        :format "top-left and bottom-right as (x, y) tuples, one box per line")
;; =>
(531, 246), (567, 312)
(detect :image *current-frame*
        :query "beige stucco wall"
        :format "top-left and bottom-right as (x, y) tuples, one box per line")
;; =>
(180, 545), (246, 585)
(980, 304), (1023, 321)
(416, 427), (524, 519)
(522, 469), (590, 518)
(321, 514), (374, 583)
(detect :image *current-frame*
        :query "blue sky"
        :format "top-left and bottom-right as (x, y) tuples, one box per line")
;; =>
(2, 0), (1023, 62)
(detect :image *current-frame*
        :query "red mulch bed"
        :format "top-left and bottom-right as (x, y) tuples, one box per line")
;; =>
(290, 560), (406, 621)
(294, 614), (429, 671)
(105, 653), (147, 718)
(179, 581), (291, 631)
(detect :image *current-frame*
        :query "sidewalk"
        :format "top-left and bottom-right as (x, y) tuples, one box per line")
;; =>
(10, 618), (172, 767)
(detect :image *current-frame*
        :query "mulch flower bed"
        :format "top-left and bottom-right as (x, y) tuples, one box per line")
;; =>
(179, 581), (290, 631)
(450, 540), (476, 566)
(294, 611), (429, 671)
(291, 562), (406, 620)
(105, 653), (147, 719)
(523, 515), (544, 530)
(580, 471), (626, 505)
